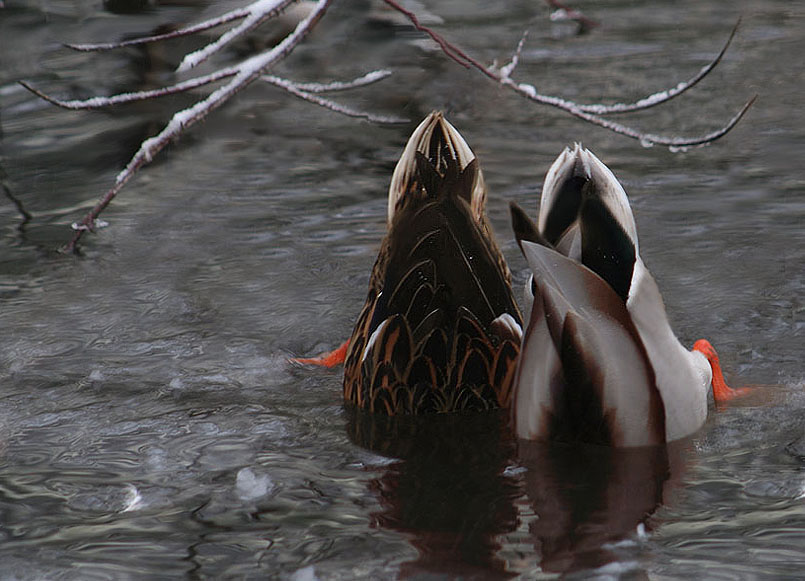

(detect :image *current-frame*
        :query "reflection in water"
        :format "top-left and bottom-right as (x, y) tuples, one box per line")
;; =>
(347, 408), (519, 579)
(348, 406), (690, 577)
(517, 440), (679, 576)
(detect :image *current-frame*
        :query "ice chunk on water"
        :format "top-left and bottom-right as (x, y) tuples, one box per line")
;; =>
(235, 467), (274, 501)
(290, 565), (318, 581)
(122, 484), (143, 512)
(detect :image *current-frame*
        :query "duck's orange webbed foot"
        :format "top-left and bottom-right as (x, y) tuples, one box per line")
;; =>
(692, 339), (750, 402)
(290, 340), (349, 368)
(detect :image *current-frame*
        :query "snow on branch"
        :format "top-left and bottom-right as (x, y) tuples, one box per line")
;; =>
(545, 0), (600, 33)
(262, 71), (407, 123)
(573, 19), (743, 115)
(270, 69), (394, 93)
(64, 0), (294, 52)
(382, 0), (755, 148)
(177, 0), (297, 72)
(19, 69), (239, 110)
(21, 0), (754, 252)
(58, 0), (336, 252)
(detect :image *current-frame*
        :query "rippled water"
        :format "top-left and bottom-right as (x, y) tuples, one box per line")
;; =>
(1, 0), (803, 578)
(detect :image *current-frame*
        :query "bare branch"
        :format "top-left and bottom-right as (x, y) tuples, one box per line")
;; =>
(575, 18), (742, 115)
(65, 9), (251, 51)
(271, 69), (394, 93)
(545, 0), (600, 32)
(64, 0), (334, 253)
(25, 0), (751, 250)
(64, 0), (296, 52)
(519, 92), (757, 148)
(263, 75), (407, 123)
(380, 0), (474, 69)
(2, 181), (32, 231)
(19, 69), (237, 110)
(177, 0), (298, 73)
(499, 31), (529, 81)
(383, 0), (753, 148)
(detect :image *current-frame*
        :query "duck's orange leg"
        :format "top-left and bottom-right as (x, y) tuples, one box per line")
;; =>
(291, 340), (349, 368)
(692, 339), (751, 402)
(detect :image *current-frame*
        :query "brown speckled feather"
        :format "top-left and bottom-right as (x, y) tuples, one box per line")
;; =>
(344, 112), (521, 415)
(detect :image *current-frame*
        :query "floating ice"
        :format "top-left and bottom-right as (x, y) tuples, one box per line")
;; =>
(122, 484), (144, 512)
(290, 565), (318, 581)
(235, 467), (275, 501)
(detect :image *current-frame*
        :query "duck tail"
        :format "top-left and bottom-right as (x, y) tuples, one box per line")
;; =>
(509, 201), (551, 250)
(387, 111), (486, 223)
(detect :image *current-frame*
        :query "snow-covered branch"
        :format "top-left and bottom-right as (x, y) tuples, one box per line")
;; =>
(177, 0), (297, 72)
(60, 0), (336, 252)
(19, 69), (238, 109)
(262, 72), (407, 123)
(20, 0), (754, 252)
(382, 0), (754, 148)
(64, 0), (293, 52)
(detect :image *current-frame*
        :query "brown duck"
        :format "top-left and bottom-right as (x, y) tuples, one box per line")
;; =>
(295, 112), (522, 414)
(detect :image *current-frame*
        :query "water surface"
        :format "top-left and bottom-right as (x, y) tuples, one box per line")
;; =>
(1, 0), (803, 578)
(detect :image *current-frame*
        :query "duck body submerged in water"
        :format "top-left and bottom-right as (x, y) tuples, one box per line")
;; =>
(341, 112), (522, 414)
(294, 117), (745, 443)
(510, 144), (746, 447)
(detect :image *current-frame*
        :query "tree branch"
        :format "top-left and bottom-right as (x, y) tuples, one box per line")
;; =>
(383, 0), (754, 148)
(271, 69), (394, 93)
(64, 0), (294, 52)
(575, 18), (742, 115)
(262, 74), (407, 123)
(21, 0), (754, 251)
(63, 0), (334, 253)
(19, 68), (238, 109)
(545, 0), (599, 32)
(177, 0), (298, 72)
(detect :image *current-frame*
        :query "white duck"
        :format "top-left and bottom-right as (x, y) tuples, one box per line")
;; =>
(510, 144), (746, 447)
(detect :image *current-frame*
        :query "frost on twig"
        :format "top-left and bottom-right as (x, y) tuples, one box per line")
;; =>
(64, 0), (294, 52)
(383, 0), (755, 148)
(21, 0), (402, 252)
(545, 0), (600, 33)
(21, 0), (754, 251)
(55, 0), (337, 253)
(19, 69), (239, 110)
(176, 0), (297, 72)
(262, 72), (408, 124)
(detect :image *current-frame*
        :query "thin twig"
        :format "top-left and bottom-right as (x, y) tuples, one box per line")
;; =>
(380, 0), (474, 69)
(65, 10), (250, 51)
(20, 68), (237, 109)
(383, 0), (754, 148)
(576, 18), (742, 115)
(270, 69), (394, 93)
(64, 0), (334, 253)
(499, 31), (529, 80)
(263, 75), (407, 123)
(21, 69), (395, 111)
(545, 0), (599, 31)
(2, 181), (32, 231)
(64, 0), (295, 52)
(177, 0), (297, 72)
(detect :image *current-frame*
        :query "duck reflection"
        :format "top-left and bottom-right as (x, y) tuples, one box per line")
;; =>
(346, 408), (520, 579)
(516, 440), (680, 575)
(348, 407), (687, 577)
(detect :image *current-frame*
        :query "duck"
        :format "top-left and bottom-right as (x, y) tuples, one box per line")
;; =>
(509, 144), (746, 446)
(295, 112), (522, 415)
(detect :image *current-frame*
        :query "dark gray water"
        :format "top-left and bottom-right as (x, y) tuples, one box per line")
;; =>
(1, 0), (803, 578)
